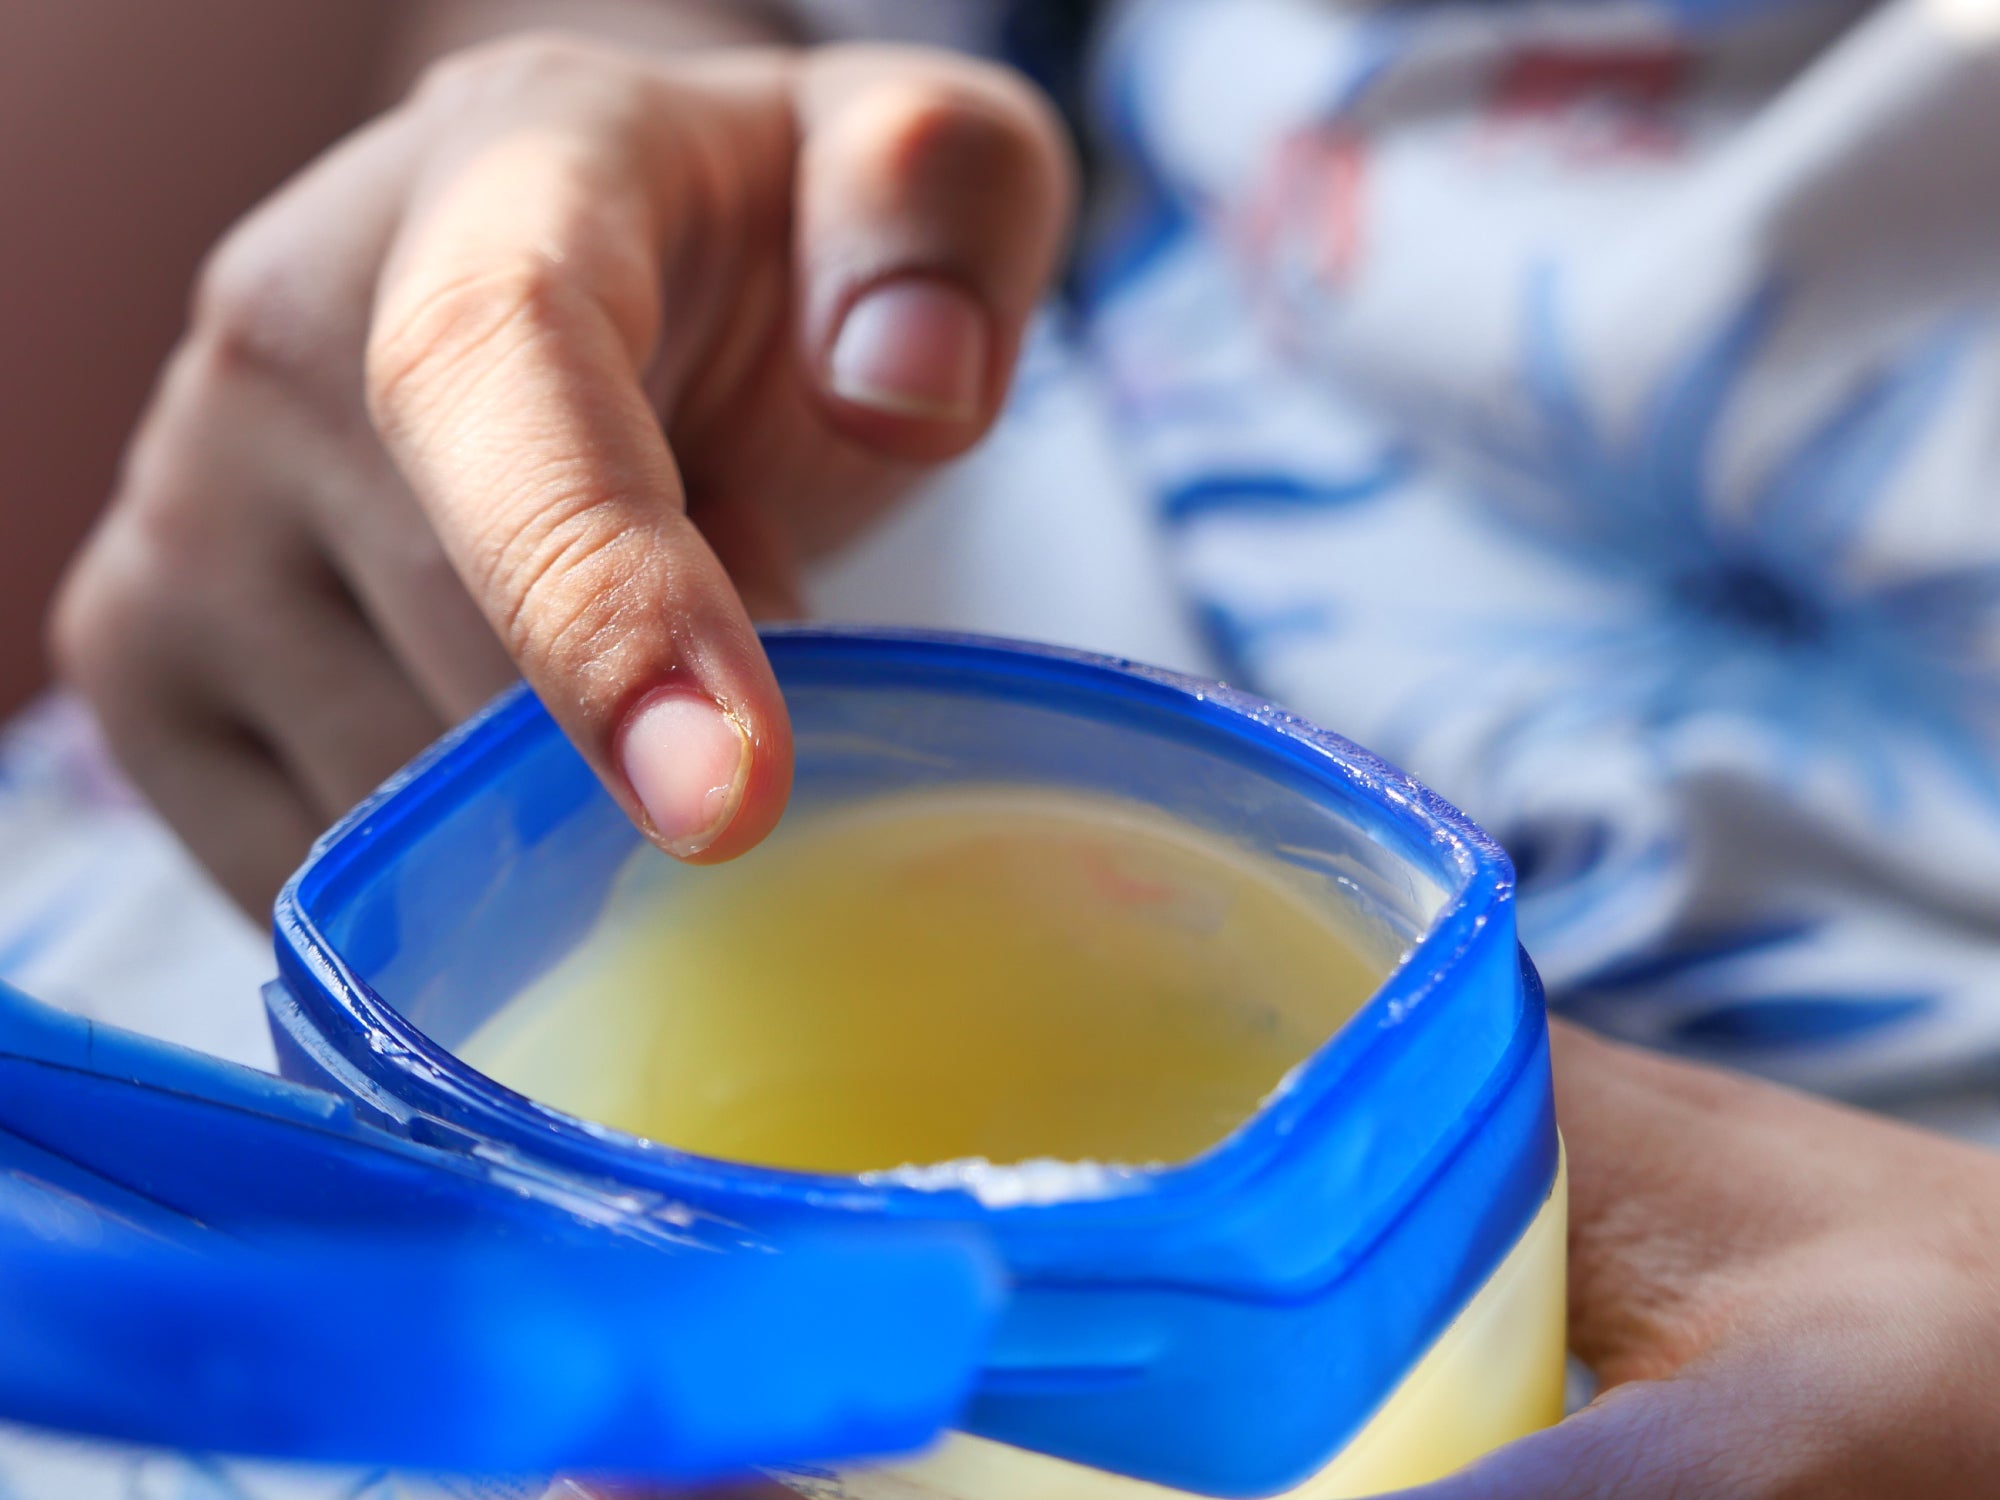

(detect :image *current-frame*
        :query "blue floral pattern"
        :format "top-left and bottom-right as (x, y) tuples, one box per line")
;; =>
(1470, 271), (2000, 818)
(1088, 0), (2000, 1098)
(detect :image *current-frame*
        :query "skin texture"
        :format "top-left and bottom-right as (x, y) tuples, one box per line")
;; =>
(52, 33), (1072, 911)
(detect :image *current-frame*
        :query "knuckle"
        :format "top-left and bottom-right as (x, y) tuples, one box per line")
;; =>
(48, 557), (113, 696)
(116, 448), (231, 574)
(882, 84), (1021, 177)
(365, 254), (572, 432)
(862, 68), (1069, 209)
(189, 227), (328, 392)
(55, 437), (270, 701)
(50, 517), (172, 701)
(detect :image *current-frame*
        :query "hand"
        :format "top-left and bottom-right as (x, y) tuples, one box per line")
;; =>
(53, 35), (1072, 911)
(1401, 1020), (2000, 1499)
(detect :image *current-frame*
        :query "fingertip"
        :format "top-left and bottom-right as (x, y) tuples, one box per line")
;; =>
(615, 679), (793, 864)
(617, 690), (752, 858)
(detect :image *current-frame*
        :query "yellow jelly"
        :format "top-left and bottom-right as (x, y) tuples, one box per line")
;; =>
(459, 786), (1564, 1497)
(461, 788), (1389, 1177)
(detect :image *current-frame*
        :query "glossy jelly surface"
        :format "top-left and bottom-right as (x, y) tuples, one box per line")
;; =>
(459, 787), (1386, 1180)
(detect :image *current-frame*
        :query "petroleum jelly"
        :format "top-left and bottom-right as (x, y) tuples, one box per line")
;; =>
(460, 787), (1386, 1177)
(457, 786), (1565, 1498)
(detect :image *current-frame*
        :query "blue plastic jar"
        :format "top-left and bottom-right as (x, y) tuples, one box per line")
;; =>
(267, 628), (1563, 1499)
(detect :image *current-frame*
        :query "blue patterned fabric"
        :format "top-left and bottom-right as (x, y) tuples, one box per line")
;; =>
(1083, 0), (2000, 1101)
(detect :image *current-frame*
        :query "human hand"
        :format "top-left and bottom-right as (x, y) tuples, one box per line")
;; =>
(1398, 1019), (2000, 1499)
(53, 35), (1072, 911)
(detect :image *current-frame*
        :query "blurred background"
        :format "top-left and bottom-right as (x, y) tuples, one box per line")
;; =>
(0, 0), (395, 718)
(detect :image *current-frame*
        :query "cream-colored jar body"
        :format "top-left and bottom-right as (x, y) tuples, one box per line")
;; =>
(788, 1158), (1567, 1500)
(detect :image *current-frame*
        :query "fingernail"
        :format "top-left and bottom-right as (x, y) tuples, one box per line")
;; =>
(828, 277), (989, 422)
(617, 691), (751, 858)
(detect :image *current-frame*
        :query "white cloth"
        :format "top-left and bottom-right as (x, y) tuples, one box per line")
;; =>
(0, 696), (273, 1069)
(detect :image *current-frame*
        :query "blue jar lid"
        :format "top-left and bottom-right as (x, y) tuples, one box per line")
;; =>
(0, 975), (997, 1478)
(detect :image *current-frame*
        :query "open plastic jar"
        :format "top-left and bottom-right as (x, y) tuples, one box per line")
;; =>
(267, 628), (1564, 1499)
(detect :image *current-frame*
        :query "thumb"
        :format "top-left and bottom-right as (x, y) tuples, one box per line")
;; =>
(1387, 1379), (1753, 1500)
(793, 45), (1076, 460)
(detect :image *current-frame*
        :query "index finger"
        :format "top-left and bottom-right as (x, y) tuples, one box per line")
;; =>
(365, 45), (792, 861)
